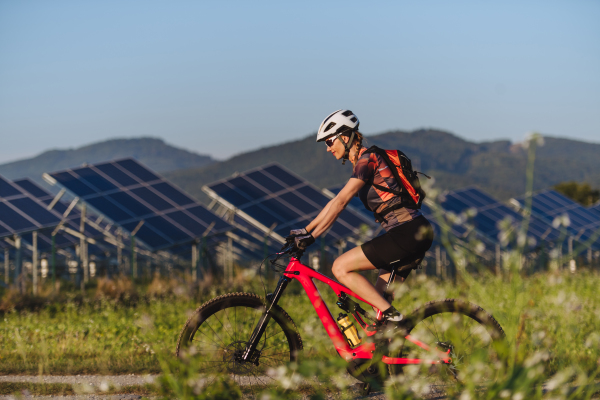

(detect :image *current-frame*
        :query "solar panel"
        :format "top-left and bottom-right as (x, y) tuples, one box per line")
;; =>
(0, 175), (62, 238)
(512, 189), (600, 250)
(590, 203), (600, 218)
(513, 190), (600, 232)
(326, 185), (372, 218)
(204, 164), (375, 245)
(12, 178), (117, 252)
(45, 158), (231, 251)
(441, 187), (561, 247)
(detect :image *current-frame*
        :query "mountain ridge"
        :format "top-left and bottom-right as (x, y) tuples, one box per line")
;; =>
(0, 137), (215, 184)
(163, 129), (600, 203)
(1, 131), (598, 204)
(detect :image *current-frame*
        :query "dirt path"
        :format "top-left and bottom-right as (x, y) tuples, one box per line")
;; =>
(0, 375), (389, 399)
(0, 375), (156, 387)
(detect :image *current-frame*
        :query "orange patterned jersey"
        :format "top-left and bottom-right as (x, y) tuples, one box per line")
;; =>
(351, 147), (422, 231)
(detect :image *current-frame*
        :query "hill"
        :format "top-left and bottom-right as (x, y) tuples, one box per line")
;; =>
(0, 138), (215, 184)
(163, 129), (600, 202)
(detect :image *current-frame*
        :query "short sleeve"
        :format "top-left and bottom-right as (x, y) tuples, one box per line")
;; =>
(351, 152), (377, 183)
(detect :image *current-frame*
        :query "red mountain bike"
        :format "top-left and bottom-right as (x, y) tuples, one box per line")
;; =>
(176, 244), (505, 395)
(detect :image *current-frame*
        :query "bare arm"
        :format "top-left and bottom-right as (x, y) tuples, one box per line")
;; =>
(305, 178), (365, 238)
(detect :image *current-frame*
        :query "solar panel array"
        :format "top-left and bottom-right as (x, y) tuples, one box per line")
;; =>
(591, 203), (600, 218)
(205, 164), (375, 245)
(325, 185), (372, 219)
(441, 187), (561, 247)
(0, 174), (63, 238)
(12, 178), (113, 252)
(512, 190), (600, 249)
(47, 158), (231, 251)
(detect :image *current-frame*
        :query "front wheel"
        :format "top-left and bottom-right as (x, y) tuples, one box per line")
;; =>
(387, 299), (506, 392)
(176, 292), (303, 393)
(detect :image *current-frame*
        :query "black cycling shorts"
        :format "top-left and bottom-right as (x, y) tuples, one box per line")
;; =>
(361, 215), (434, 272)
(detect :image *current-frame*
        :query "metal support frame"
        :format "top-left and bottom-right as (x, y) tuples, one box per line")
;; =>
(130, 221), (145, 280)
(51, 234), (56, 289)
(80, 203), (88, 284)
(4, 248), (9, 285)
(227, 236), (234, 283)
(32, 231), (38, 295)
(568, 236), (576, 272)
(117, 231), (123, 273)
(131, 236), (136, 279)
(191, 242), (198, 281)
(14, 235), (22, 293)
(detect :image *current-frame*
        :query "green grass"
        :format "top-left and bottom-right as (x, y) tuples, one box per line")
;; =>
(1, 269), (599, 377)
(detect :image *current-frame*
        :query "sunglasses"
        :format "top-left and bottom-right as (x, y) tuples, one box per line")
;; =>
(325, 134), (341, 148)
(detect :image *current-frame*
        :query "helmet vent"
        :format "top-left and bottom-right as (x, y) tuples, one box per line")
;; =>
(342, 110), (354, 117)
(324, 122), (336, 132)
(350, 117), (357, 123)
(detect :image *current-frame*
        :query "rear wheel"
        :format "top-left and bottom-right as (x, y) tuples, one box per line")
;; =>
(176, 292), (303, 394)
(387, 299), (505, 393)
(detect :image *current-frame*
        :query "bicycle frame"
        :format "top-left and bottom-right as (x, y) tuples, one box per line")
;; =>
(242, 256), (451, 366)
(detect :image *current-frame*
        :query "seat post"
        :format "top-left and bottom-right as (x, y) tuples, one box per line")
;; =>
(383, 268), (397, 303)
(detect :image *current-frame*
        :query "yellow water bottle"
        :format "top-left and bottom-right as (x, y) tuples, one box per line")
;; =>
(337, 313), (362, 347)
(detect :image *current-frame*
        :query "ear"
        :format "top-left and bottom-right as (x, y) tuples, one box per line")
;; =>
(342, 135), (350, 144)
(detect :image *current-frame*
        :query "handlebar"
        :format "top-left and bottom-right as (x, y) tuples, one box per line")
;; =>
(268, 242), (304, 271)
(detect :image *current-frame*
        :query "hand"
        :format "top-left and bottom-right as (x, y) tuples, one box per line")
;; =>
(294, 233), (315, 250)
(285, 228), (309, 242)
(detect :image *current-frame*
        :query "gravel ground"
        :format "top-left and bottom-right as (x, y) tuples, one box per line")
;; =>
(0, 375), (389, 400)
(0, 375), (156, 387)
(0, 396), (143, 400)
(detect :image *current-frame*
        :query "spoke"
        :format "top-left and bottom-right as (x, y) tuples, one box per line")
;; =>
(260, 341), (290, 351)
(213, 311), (236, 343)
(191, 339), (220, 348)
(196, 328), (223, 348)
(262, 329), (285, 343)
(204, 319), (227, 347)
(421, 318), (438, 344)
(249, 370), (269, 386)
(224, 306), (236, 344)
(260, 354), (289, 361)
(431, 314), (441, 342)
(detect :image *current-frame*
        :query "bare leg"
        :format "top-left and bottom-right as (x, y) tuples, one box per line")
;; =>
(331, 246), (391, 312)
(373, 270), (391, 312)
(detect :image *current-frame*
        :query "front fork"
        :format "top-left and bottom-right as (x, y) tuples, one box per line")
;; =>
(241, 274), (291, 362)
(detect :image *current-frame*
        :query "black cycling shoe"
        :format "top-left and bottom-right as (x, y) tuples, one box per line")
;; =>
(377, 306), (405, 338)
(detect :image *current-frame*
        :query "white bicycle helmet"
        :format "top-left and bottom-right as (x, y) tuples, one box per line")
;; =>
(316, 109), (359, 142)
(316, 110), (360, 164)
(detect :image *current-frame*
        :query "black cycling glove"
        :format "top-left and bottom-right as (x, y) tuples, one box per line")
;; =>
(285, 228), (309, 243)
(294, 233), (315, 250)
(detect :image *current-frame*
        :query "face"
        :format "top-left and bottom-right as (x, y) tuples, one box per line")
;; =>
(326, 134), (350, 160)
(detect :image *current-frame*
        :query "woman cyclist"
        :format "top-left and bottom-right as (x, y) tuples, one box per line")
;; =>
(290, 110), (433, 328)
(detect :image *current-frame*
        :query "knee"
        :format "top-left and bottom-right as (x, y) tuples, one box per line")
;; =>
(331, 259), (347, 279)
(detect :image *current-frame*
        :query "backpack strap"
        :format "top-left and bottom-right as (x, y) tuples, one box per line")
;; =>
(365, 146), (420, 206)
(364, 146), (426, 222)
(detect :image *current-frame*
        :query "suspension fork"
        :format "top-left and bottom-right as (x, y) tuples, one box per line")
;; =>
(241, 274), (291, 361)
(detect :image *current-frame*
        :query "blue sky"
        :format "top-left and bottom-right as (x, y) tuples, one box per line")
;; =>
(1, 1), (598, 163)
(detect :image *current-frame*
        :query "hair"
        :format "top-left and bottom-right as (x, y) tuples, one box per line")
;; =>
(346, 130), (365, 163)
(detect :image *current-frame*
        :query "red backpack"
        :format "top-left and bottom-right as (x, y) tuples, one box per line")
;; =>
(363, 146), (430, 222)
